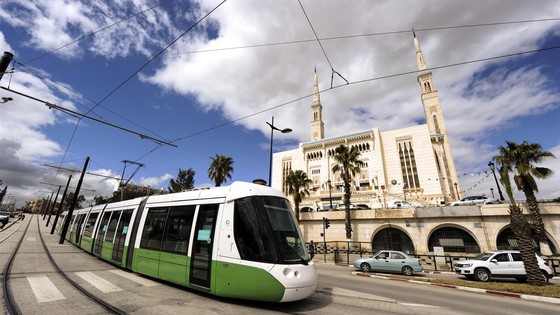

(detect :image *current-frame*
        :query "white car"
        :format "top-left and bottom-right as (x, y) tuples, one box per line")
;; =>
(387, 200), (423, 209)
(448, 195), (498, 206)
(453, 250), (554, 282)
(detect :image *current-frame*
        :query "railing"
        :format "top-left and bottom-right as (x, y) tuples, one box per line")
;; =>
(313, 241), (559, 275)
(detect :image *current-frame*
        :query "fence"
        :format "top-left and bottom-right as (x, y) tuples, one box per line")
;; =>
(314, 241), (559, 275)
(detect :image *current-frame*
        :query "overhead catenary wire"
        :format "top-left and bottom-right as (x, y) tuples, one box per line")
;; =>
(23, 0), (173, 65)
(169, 42), (560, 145)
(3, 9), (559, 193)
(297, 0), (349, 88)
(0, 85), (177, 147)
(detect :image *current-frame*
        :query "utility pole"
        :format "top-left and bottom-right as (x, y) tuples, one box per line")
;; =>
(46, 185), (62, 226)
(51, 175), (72, 235)
(59, 157), (89, 244)
(119, 160), (144, 201)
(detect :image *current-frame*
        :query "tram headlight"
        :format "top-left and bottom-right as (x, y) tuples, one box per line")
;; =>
(282, 268), (301, 278)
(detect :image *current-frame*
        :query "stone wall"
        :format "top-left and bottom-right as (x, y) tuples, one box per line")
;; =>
(299, 203), (560, 255)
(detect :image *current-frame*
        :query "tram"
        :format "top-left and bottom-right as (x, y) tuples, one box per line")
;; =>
(58, 181), (317, 302)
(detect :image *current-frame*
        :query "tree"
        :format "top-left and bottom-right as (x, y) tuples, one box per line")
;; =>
(64, 192), (85, 209)
(208, 154), (234, 187)
(285, 170), (313, 222)
(495, 140), (555, 255)
(0, 185), (6, 205)
(332, 144), (363, 239)
(497, 165), (545, 285)
(168, 167), (196, 192)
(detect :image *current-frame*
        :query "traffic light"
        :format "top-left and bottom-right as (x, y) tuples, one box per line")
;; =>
(323, 217), (330, 229)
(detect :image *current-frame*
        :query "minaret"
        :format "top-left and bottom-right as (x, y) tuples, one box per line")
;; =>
(311, 67), (325, 141)
(414, 31), (460, 201)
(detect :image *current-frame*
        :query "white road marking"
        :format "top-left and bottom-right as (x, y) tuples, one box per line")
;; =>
(27, 276), (66, 303)
(108, 269), (160, 287)
(26, 236), (36, 241)
(75, 272), (122, 293)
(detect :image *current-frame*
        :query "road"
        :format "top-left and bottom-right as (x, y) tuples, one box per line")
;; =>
(314, 262), (559, 315)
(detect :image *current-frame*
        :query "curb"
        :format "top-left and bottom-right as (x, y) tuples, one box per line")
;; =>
(352, 271), (560, 305)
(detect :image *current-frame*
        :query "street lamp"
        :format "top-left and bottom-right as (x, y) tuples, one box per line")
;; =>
(327, 179), (333, 210)
(488, 161), (505, 201)
(267, 116), (292, 187)
(490, 187), (494, 199)
(454, 182), (460, 200)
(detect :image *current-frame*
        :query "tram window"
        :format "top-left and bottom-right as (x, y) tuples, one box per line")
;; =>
(84, 213), (99, 237)
(140, 208), (168, 250)
(162, 206), (195, 254)
(105, 211), (121, 243)
(263, 196), (308, 262)
(234, 197), (278, 262)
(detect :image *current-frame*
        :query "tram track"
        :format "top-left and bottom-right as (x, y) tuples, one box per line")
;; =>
(1, 215), (127, 315)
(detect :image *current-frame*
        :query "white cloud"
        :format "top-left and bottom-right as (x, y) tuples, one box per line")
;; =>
(1, 0), (560, 205)
(138, 173), (173, 187)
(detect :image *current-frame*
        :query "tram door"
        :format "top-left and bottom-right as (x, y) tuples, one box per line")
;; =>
(94, 212), (111, 256)
(189, 204), (219, 289)
(112, 210), (133, 265)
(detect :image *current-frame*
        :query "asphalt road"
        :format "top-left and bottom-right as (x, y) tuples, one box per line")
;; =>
(314, 262), (559, 315)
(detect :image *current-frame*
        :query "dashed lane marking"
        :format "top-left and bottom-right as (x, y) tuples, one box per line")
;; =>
(27, 275), (66, 303)
(108, 269), (160, 287)
(76, 271), (123, 293)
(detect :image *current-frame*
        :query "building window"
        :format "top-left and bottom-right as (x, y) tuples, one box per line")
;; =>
(282, 159), (292, 194)
(397, 140), (420, 191)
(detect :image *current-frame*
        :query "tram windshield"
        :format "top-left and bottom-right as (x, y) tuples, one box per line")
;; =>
(234, 196), (309, 264)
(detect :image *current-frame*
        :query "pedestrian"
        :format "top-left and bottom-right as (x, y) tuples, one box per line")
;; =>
(308, 240), (315, 260)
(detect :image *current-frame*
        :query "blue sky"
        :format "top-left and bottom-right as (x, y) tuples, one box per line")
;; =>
(0, 0), (559, 206)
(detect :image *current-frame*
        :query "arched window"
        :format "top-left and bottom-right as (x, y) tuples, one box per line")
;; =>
(372, 227), (415, 255)
(497, 227), (558, 254)
(428, 227), (480, 254)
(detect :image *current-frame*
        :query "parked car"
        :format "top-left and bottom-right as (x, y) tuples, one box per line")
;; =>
(353, 250), (423, 276)
(453, 250), (554, 283)
(354, 204), (370, 210)
(387, 200), (424, 209)
(0, 211), (10, 227)
(337, 203), (356, 210)
(447, 195), (498, 206)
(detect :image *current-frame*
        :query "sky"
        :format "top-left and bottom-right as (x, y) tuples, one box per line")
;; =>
(0, 0), (559, 207)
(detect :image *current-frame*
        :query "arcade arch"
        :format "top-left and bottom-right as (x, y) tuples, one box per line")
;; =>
(496, 226), (558, 255)
(371, 226), (416, 255)
(428, 225), (481, 254)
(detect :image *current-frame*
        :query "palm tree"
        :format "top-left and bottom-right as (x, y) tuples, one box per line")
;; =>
(332, 144), (363, 239)
(498, 165), (545, 285)
(168, 167), (196, 192)
(208, 154), (234, 187)
(494, 141), (555, 255)
(285, 170), (312, 222)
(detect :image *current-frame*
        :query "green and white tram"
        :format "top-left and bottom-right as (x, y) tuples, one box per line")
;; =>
(60, 181), (317, 302)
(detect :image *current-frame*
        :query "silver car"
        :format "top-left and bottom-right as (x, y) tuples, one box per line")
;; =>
(353, 250), (423, 276)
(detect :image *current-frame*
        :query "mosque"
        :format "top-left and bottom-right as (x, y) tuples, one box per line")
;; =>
(271, 33), (459, 210)
(270, 34), (560, 256)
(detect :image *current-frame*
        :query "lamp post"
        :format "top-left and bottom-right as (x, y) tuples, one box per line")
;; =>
(454, 182), (459, 200)
(327, 179), (333, 210)
(488, 161), (505, 201)
(267, 116), (292, 187)
(490, 187), (494, 199)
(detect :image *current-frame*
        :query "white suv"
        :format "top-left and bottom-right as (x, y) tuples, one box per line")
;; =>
(448, 195), (498, 206)
(454, 250), (554, 282)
